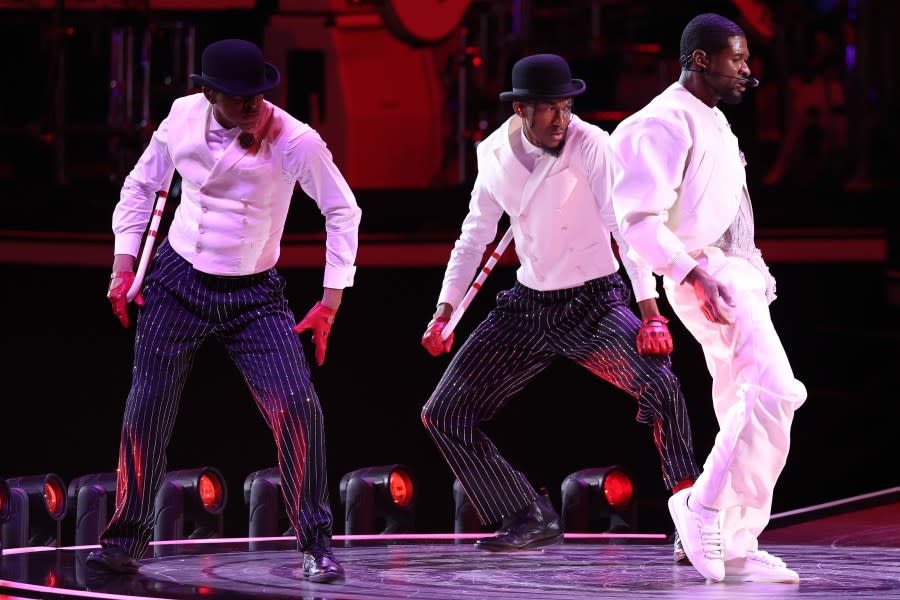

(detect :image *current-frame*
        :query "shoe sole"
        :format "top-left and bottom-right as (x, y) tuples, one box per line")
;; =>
(475, 533), (563, 553)
(723, 575), (799, 583)
(306, 571), (346, 584)
(85, 558), (139, 575)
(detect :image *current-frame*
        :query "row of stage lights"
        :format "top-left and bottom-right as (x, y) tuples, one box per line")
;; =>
(0, 465), (635, 550)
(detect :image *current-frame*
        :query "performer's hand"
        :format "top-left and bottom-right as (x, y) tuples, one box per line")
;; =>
(107, 271), (143, 328)
(293, 302), (337, 366)
(685, 267), (735, 325)
(422, 316), (454, 357)
(636, 315), (673, 356)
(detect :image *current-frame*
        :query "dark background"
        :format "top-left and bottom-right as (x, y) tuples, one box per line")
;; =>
(1, 0), (899, 540)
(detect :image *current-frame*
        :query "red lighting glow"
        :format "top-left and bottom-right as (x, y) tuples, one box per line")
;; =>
(389, 470), (414, 507)
(602, 471), (633, 510)
(198, 472), (223, 511)
(44, 479), (65, 518)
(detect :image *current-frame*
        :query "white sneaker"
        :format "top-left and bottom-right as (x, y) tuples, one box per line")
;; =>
(667, 488), (725, 581)
(724, 550), (799, 583)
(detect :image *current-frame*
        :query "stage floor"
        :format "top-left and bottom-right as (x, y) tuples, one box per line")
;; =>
(3, 534), (900, 599)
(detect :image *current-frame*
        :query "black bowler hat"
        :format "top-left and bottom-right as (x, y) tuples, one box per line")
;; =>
(190, 39), (280, 96)
(499, 54), (586, 102)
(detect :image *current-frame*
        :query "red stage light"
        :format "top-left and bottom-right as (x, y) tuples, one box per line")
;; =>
(44, 478), (65, 519)
(389, 470), (414, 507)
(602, 470), (633, 510)
(198, 472), (224, 512)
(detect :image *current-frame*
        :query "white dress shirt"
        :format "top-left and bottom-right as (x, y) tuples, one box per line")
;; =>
(438, 114), (657, 310)
(113, 93), (361, 288)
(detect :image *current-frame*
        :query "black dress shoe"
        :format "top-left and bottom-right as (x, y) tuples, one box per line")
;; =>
(475, 492), (562, 552)
(302, 537), (345, 584)
(86, 545), (139, 574)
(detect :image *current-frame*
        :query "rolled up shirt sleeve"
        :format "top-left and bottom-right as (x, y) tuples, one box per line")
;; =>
(287, 130), (362, 289)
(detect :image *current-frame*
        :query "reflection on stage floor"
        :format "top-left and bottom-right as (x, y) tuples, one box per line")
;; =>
(3, 532), (900, 599)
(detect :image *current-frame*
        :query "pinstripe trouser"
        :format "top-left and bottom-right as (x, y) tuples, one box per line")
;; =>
(100, 240), (332, 557)
(422, 273), (700, 525)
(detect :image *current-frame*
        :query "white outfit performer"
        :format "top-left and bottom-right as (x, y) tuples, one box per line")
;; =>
(611, 81), (807, 561)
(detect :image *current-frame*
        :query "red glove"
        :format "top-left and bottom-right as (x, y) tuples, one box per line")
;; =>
(107, 271), (144, 328)
(636, 315), (673, 356)
(422, 316), (454, 357)
(293, 302), (337, 366)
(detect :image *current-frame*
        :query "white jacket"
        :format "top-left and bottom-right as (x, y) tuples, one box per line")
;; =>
(610, 82), (745, 283)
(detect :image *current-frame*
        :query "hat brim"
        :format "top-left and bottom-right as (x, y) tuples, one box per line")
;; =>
(499, 79), (586, 102)
(190, 63), (281, 96)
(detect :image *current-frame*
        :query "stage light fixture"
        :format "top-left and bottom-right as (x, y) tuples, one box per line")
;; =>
(153, 467), (227, 545)
(243, 467), (294, 544)
(560, 466), (637, 534)
(66, 472), (118, 546)
(338, 464), (416, 535)
(2, 474), (68, 548)
(0, 478), (10, 524)
(452, 478), (490, 535)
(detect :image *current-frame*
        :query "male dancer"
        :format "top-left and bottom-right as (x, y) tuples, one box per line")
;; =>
(421, 54), (700, 554)
(88, 39), (360, 584)
(611, 13), (806, 583)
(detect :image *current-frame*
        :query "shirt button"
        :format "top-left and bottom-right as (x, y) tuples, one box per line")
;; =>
(202, 206), (208, 213)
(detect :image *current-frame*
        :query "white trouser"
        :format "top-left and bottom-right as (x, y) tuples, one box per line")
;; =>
(664, 247), (807, 559)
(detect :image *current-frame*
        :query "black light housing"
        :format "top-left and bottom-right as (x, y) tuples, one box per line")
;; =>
(2, 473), (68, 548)
(0, 478), (10, 524)
(243, 467), (293, 548)
(66, 472), (118, 546)
(338, 464), (416, 535)
(153, 466), (227, 549)
(560, 466), (636, 534)
(452, 479), (490, 536)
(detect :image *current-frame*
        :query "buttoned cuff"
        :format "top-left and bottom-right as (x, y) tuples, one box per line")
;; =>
(323, 264), (356, 289)
(437, 284), (466, 312)
(631, 275), (660, 303)
(114, 233), (143, 259)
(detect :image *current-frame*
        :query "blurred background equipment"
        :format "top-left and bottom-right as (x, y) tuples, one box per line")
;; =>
(561, 466), (636, 534)
(1, 474), (68, 549)
(339, 464), (416, 535)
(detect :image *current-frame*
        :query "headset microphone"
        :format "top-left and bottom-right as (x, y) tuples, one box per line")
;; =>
(689, 67), (759, 88)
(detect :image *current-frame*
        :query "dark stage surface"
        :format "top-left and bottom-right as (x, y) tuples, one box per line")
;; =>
(3, 499), (900, 600)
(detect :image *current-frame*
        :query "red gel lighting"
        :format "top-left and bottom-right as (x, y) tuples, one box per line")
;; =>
(389, 470), (414, 507)
(602, 470), (633, 510)
(198, 472), (223, 511)
(44, 479), (65, 518)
